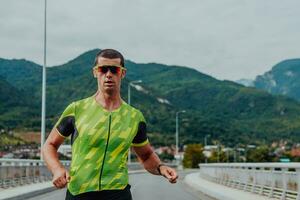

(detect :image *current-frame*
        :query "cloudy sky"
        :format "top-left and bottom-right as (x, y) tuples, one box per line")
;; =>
(1, 0), (299, 80)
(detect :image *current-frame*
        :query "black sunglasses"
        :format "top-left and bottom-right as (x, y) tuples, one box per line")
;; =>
(94, 65), (125, 74)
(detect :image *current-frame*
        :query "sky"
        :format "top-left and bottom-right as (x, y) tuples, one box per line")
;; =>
(1, 0), (300, 81)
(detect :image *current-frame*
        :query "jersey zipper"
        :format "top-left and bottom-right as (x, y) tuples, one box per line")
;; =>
(99, 112), (112, 190)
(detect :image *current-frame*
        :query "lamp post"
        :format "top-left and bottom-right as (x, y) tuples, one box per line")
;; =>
(204, 135), (210, 163)
(41, 0), (47, 160)
(175, 110), (186, 158)
(226, 148), (230, 163)
(217, 143), (220, 163)
(204, 134), (210, 147)
(127, 80), (142, 164)
(234, 149), (237, 162)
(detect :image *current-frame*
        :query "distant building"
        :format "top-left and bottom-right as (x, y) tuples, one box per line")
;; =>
(0, 152), (6, 158)
(203, 145), (218, 158)
(291, 148), (300, 157)
(2, 153), (14, 158)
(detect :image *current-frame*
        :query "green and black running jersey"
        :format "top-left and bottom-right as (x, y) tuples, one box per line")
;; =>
(55, 95), (148, 195)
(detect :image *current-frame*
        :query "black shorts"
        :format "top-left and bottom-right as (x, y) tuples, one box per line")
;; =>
(65, 185), (132, 200)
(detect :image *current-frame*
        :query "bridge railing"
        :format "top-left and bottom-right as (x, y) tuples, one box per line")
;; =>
(0, 158), (70, 189)
(199, 163), (300, 200)
(0, 159), (148, 189)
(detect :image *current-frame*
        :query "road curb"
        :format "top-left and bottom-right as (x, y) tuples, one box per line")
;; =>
(0, 181), (55, 200)
(184, 173), (231, 200)
(4, 186), (56, 200)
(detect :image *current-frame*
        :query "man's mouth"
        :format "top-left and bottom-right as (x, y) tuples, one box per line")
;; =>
(104, 81), (115, 85)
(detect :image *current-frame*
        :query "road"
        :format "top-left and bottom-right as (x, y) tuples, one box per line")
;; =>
(27, 170), (203, 200)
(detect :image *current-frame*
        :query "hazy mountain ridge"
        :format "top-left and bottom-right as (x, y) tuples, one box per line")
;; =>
(254, 59), (300, 101)
(236, 79), (254, 87)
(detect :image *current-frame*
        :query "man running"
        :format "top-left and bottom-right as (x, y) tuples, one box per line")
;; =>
(42, 49), (178, 200)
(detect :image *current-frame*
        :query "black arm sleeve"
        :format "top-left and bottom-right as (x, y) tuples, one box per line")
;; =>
(56, 116), (75, 137)
(132, 121), (148, 144)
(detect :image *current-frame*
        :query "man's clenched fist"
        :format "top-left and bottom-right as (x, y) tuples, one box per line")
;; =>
(52, 167), (70, 189)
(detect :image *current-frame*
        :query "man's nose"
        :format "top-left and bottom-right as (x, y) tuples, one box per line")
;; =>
(105, 70), (113, 77)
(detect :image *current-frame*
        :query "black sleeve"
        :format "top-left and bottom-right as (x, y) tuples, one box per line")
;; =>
(132, 121), (148, 144)
(56, 116), (75, 137)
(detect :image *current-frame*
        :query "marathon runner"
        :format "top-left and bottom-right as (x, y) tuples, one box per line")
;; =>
(42, 49), (178, 200)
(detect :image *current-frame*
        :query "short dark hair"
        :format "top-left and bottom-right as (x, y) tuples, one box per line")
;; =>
(94, 49), (125, 67)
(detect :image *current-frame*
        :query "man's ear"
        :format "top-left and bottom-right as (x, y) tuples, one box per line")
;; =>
(93, 69), (97, 78)
(121, 70), (126, 79)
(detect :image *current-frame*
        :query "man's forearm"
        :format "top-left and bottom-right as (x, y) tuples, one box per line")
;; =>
(140, 151), (162, 175)
(42, 144), (64, 174)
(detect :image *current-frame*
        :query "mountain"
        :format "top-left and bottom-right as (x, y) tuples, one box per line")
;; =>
(0, 58), (42, 93)
(254, 59), (300, 101)
(124, 60), (300, 144)
(1, 50), (300, 146)
(236, 79), (254, 87)
(0, 75), (37, 129)
(0, 75), (22, 110)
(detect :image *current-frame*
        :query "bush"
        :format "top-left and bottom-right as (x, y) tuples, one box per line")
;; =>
(183, 144), (205, 168)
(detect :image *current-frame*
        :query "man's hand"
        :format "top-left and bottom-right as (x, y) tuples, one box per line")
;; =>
(133, 144), (179, 183)
(159, 166), (178, 184)
(52, 167), (70, 189)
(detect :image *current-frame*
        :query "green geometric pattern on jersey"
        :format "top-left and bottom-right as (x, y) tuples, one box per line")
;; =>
(55, 96), (148, 196)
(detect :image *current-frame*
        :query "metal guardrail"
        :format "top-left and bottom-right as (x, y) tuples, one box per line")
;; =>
(0, 176), (51, 188)
(199, 163), (300, 200)
(0, 158), (70, 189)
(0, 159), (176, 189)
(0, 158), (71, 166)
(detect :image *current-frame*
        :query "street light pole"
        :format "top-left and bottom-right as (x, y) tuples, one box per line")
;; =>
(217, 143), (220, 163)
(226, 149), (229, 163)
(234, 149), (237, 162)
(41, 0), (47, 160)
(204, 134), (210, 147)
(204, 134), (210, 163)
(127, 80), (142, 164)
(175, 110), (185, 157)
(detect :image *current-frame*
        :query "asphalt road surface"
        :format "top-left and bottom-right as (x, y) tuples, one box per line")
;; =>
(27, 170), (203, 200)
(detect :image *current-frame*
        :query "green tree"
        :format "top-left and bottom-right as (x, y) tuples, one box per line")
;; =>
(246, 146), (275, 162)
(183, 144), (205, 168)
(208, 150), (227, 163)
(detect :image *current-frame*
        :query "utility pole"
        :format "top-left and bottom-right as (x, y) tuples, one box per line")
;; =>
(41, 0), (47, 160)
